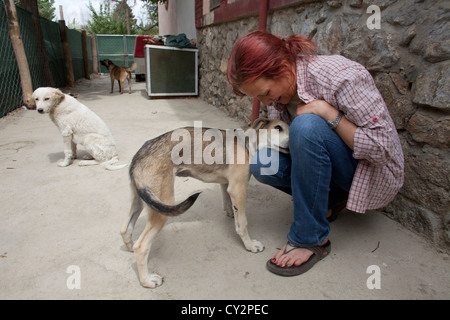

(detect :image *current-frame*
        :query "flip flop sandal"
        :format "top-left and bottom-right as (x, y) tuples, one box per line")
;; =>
(266, 241), (331, 277)
(327, 200), (347, 222)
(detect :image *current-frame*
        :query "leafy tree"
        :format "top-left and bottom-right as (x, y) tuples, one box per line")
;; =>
(86, 0), (159, 35)
(15, 0), (56, 20)
(36, 0), (55, 20)
(135, 0), (158, 34)
(86, 1), (131, 34)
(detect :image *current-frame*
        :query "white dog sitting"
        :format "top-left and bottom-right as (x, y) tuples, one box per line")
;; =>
(33, 87), (127, 170)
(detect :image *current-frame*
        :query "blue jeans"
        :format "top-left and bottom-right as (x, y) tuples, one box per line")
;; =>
(251, 114), (358, 247)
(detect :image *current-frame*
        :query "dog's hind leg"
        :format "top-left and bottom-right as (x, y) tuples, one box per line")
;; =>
(120, 188), (144, 251)
(119, 79), (124, 94)
(132, 179), (173, 288)
(128, 72), (132, 94)
(227, 175), (264, 253)
(133, 209), (168, 288)
(59, 131), (75, 167)
(221, 184), (234, 217)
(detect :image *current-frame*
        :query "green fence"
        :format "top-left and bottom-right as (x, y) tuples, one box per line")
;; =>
(0, 3), (92, 118)
(96, 35), (137, 73)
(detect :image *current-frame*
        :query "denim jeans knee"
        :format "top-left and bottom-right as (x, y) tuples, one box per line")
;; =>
(289, 114), (328, 152)
(250, 148), (292, 195)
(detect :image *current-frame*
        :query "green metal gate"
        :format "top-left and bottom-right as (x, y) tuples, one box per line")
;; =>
(96, 35), (137, 73)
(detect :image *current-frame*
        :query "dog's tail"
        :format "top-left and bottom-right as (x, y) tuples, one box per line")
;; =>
(130, 164), (200, 217)
(102, 155), (128, 171)
(135, 185), (201, 217)
(127, 63), (137, 72)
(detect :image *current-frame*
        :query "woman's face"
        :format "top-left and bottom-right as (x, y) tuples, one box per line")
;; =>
(239, 71), (297, 106)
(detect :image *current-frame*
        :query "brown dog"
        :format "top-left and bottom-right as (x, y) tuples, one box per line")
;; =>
(100, 59), (137, 94)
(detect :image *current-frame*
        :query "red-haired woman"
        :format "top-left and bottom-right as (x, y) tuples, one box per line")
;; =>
(227, 31), (404, 276)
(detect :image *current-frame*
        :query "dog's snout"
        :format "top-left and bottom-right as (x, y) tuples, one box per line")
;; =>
(37, 108), (44, 114)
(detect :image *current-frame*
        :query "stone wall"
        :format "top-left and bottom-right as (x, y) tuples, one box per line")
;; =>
(196, 0), (450, 251)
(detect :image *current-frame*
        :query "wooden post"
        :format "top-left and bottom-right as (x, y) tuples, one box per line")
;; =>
(91, 34), (99, 74)
(3, 0), (34, 107)
(59, 5), (64, 20)
(81, 30), (90, 80)
(59, 19), (75, 87)
(21, 0), (55, 87)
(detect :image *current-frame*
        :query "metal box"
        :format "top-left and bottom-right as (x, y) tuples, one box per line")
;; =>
(145, 45), (198, 97)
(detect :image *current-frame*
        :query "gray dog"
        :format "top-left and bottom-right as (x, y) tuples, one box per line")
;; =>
(120, 118), (290, 288)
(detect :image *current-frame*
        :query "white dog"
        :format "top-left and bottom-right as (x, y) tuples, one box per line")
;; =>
(33, 87), (127, 170)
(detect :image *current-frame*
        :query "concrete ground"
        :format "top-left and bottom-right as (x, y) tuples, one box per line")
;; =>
(0, 76), (448, 300)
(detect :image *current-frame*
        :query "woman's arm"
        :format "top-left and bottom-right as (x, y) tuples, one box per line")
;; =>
(295, 100), (357, 150)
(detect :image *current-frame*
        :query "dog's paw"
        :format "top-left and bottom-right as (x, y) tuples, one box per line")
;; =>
(246, 240), (265, 253)
(58, 159), (72, 167)
(140, 273), (163, 288)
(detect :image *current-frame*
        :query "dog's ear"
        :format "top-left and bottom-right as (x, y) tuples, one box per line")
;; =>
(52, 89), (65, 106)
(251, 118), (269, 130)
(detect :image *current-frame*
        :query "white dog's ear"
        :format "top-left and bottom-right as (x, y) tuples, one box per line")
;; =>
(251, 118), (269, 130)
(52, 89), (65, 106)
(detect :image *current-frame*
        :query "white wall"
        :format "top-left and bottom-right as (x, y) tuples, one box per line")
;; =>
(158, 0), (196, 39)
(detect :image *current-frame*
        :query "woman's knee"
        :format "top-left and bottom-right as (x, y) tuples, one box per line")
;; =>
(250, 148), (291, 185)
(250, 148), (276, 182)
(289, 114), (328, 150)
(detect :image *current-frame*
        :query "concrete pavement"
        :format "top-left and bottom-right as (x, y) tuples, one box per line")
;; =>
(0, 76), (448, 300)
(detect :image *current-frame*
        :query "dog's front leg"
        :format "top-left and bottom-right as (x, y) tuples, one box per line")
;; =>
(71, 140), (77, 159)
(110, 76), (114, 93)
(128, 74), (132, 94)
(227, 182), (264, 253)
(58, 127), (75, 167)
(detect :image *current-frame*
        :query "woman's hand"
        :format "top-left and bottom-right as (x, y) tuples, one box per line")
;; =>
(296, 100), (357, 150)
(295, 100), (338, 121)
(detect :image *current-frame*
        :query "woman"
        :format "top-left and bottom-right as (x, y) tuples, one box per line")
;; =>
(227, 31), (404, 276)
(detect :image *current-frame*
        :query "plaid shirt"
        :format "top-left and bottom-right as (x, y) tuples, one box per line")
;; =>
(267, 55), (404, 213)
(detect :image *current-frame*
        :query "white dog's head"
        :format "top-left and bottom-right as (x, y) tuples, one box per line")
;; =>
(32, 87), (65, 114)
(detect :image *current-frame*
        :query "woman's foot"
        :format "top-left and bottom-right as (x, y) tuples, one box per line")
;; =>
(271, 238), (329, 267)
(266, 240), (331, 276)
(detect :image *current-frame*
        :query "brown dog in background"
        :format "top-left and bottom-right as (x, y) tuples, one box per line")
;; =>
(100, 59), (137, 94)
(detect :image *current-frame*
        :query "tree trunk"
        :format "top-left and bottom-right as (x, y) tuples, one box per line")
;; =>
(126, 7), (130, 35)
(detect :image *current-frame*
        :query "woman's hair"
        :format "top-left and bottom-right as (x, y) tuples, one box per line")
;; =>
(227, 31), (316, 96)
